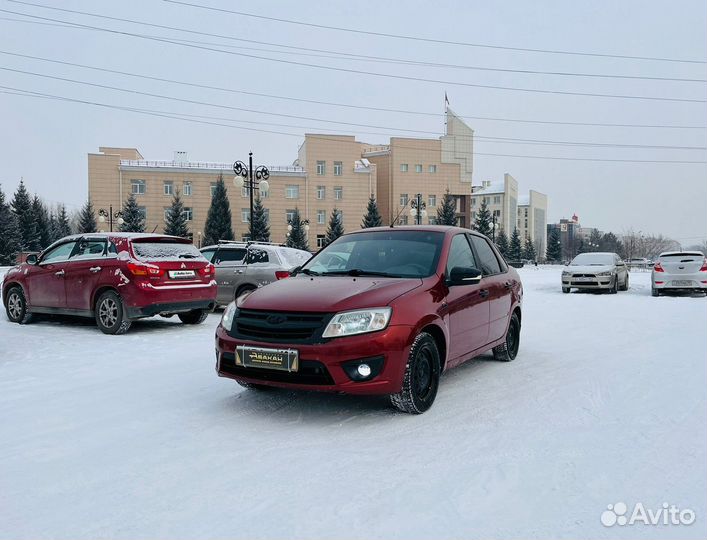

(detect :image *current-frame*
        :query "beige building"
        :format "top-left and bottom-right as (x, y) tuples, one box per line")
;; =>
(87, 109), (475, 249)
(470, 173), (519, 236)
(517, 190), (548, 257)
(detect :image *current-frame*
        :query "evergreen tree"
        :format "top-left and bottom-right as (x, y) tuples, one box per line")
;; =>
(55, 204), (72, 238)
(495, 228), (509, 258)
(250, 194), (270, 242)
(203, 174), (234, 245)
(522, 235), (537, 261)
(361, 194), (382, 228)
(31, 195), (52, 249)
(285, 207), (308, 250)
(324, 207), (345, 247)
(474, 198), (492, 237)
(10, 180), (40, 251)
(163, 193), (189, 237)
(78, 199), (97, 233)
(119, 193), (146, 233)
(508, 227), (523, 261)
(436, 189), (457, 226)
(546, 228), (562, 262)
(588, 229), (602, 252)
(0, 185), (21, 264)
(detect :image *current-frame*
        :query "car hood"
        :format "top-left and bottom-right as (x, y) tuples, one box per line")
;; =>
(240, 275), (423, 312)
(565, 264), (614, 273)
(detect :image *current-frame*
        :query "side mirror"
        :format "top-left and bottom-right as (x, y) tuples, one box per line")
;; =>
(448, 266), (482, 286)
(25, 254), (38, 265)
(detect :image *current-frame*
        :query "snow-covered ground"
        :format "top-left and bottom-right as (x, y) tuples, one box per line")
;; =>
(1, 267), (705, 539)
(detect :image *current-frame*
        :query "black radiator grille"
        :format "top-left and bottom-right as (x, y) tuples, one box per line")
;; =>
(230, 309), (333, 343)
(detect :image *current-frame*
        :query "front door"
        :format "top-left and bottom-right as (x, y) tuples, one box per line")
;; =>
(64, 238), (108, 312)
(26, 240), (78, 308)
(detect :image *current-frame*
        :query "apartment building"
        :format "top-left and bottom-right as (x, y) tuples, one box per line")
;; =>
(547, 214), (582, 261)
(470, 173), (519, 236)
(517, 190), (548, 257)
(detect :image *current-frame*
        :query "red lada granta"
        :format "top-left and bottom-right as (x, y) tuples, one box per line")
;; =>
(3, 233), (216, 334)
(215, 226), (523, 413)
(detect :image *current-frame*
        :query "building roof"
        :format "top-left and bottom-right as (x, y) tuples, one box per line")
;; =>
(472, 182), (505, 195)
(517, 195), (530, 206)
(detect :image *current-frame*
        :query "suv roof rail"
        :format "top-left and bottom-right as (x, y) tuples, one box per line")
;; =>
(217, 240), (247, 244)
(216, 239), (286, 247)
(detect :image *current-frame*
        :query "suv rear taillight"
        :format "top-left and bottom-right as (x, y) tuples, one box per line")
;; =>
(275, 270), (290, 280)
(653, 262), (664, 272)
(198, 263), (215, 277)
(127, 262), (164, 277)
(700, 259), (707, 272)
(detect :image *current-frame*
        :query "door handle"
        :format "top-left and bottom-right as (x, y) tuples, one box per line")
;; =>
(479, 289), (489, 298)
(89, 266), (102, 273)
(234, 269), (243, 274)
(54, 270), (65, 277)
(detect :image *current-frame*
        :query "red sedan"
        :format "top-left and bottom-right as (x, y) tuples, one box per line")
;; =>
(215, 226), (523, 413)
(3, 233), (216, 334)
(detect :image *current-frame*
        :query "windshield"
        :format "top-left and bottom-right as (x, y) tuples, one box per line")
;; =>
(301, 230), (444, 278)
(570, 253), (615, 266)
(132, 240), (204, 261)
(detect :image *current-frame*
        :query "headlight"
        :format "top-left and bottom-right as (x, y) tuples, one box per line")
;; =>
(596, 271), (612, 277)
(221, 301), (237, 331)
(322, 307), (392, 338)
(561, 271), (571, 276)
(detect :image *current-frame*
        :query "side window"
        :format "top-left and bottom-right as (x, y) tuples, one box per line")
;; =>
(71, 239), (107, 259)
(245, 248), (271, 265)
(41, 241), (78, 264)
(215, 248), (247, 265)
(446, 234), (477, 276)
(470, 236), (502, 275)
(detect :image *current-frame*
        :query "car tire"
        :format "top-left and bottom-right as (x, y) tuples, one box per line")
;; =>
(4, 286), (33, 324)
(177, 309), (209, 324)
(236, 380), (274, 391)
(390, 332), (441, 414)
(621, 275), (629, 291)
(95, 290), (132, 335)
(651, 286), (660, 297)
(609, 276), (618, 294)
(235, 285), (256, 301)
(562, 287), (570, 294)
(493, 311), (521, 362)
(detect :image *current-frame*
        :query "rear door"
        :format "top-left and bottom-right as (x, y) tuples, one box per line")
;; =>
(244, 246), (278, 286)
(64, 237), (108, 311)
(26, 240), (78, 308)
(213, 247), (248, 303)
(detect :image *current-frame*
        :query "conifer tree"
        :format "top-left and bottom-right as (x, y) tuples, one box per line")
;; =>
(546, 228), (562, 262)
(78, 199), (97, 234)
(508, 228), (522, 261)
(0, 185), (21, 264)
(31, 195), (52, 249)
(324, 207), (345, 247)
(361, 194), (382, 228)
(10, 180), (40, 251)
(523, 235), (537, 261)
(163, 193), (189, 237)
(250, 194), (270, 242)
(495, 228), (509, 258)
(203, 174), (234, 245)
(119, 193), (146, 233)
(474, 198), (492, 237)
(436, 189), (457, 226)
(55, 204), (72, 238)
(285, 207), (308, 250)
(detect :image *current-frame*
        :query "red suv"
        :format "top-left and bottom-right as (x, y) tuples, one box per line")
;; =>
(3, 233), (217, 334)
(215, 226), (523, 413)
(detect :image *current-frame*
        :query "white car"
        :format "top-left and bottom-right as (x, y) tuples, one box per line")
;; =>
(561, 252), (629, 294)
(651, 251), (707, 296)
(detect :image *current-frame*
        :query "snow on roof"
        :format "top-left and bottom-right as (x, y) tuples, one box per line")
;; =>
(518, 195), (530, 206)
(472, 182), (505, 195)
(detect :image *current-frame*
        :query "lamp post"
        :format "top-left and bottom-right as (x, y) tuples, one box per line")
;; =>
(197, 231), (202, 248)
(491, 213), (497, 242)
(287, 219), (310, 237)
(98, 205), (124, 232)
(409, 193), (427, 225)
(233, 152), (270, 239)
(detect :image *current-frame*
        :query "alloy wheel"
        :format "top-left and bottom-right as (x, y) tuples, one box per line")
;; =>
(99, 298), (118, 327)
(7, 292), (22, 320)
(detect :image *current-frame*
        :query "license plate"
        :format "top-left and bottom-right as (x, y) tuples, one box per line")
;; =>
(672, 280), (693, 286)
(574, 277), (594, 282)
(169, 270), (195, 279)
(236, 345), (299, 372)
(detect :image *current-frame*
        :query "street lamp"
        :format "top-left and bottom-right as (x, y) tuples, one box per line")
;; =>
(408, 194), (427, 225)
(98, 205), (124, 232)
(197, 231), (202, 248)
(287, 219), (310, 236)
(233, 152), (270, 239)
(491, 213), (498, 242)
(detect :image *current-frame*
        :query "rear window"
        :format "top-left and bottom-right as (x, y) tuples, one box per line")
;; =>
(132, 240), (203, 261)
(278, 249), (311, 268)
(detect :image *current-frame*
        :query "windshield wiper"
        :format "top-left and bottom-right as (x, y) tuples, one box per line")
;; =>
(324, 269), (395, 277)
(298, 268), (321, 276)
(179, 254), (199, 259)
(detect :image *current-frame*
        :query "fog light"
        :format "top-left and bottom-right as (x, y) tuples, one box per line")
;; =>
(357, 364), (372, 378)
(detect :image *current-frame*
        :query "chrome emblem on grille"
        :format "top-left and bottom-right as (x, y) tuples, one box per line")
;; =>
(266, 314), (286, 325)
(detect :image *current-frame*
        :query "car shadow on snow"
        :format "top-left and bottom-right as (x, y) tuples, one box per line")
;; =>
(24, 313), (221, 335)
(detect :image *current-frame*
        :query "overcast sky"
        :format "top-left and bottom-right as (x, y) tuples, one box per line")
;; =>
(0, 0), (705, 243)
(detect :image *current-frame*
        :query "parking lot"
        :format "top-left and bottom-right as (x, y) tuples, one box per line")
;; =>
(1, 266), (705, 539)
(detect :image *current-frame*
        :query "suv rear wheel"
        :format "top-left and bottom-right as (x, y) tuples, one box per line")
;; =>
(95, 291), (132, 335)
(5, 286), (33, 324)
(390, 332), (441, 414)
(178, 309), (209, 324)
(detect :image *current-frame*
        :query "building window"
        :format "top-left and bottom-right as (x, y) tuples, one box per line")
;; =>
(131, 179), (146, 195)
(285, 185), (299, 199)
(471, 198), (476, 207)
(183, 182), (192, 196)
(398, 215), (408, 225)
(428, 216), (438, 225)
(241, 186), (249, 198)
(210, 183), (217, 198)
(316, 186), (325, 199)
(428, 165), (437, 173)
(493, 195), (501, 204)
(336, 210), (343, 223)
(260, 189), (269, 199)
(163, 181), (173, 196)
(493, 209), (501, 218)
(241, 209), (250, 223)
(400, 193), (409, 206)
(182, 207), (192, 221)
(428, 194), (437, 207)
(286, 209), (296, 223)
(471, 211), (476, 220)
(163, 208), (170, 221)
(316, 235), (325, 248)
(333, 161), (343, 176)
(316, 161), (326, 175)
(334, 187), (343, 200)
(415, 164), (423, 173)
(317, 210), (326, 224)
(137, 206), (147, 220)
(400, 163), (408, 172)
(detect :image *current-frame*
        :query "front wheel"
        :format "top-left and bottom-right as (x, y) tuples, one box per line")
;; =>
(562, 287), (570, 294)
(178, 309), (209, 324)
(390, 332), (441, 414)
(5, 286), (33, 324)
(493, 311), (521, 362)
(95, 291), (132, 335)
(609, 276), (618, 294)
(621, 274), (629, 291)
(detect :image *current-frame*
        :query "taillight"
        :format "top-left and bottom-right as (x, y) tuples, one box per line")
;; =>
(198, 263), (215, 277)
(700, 259), (707, 272)
(653, 262), (664, 272)
(275, 270), (290, 280)
(127, 262), (164, 277)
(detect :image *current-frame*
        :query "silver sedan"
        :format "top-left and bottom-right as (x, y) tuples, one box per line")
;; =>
(651, 251), (707, 296)
(561, 252), (629, 294)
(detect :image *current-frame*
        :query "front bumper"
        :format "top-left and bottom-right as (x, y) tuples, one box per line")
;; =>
(562, 275), (614, 289)
(215, 324), (415, 395)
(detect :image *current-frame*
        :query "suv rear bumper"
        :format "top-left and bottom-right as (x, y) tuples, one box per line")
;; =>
(127, 299), (216, 318)
(214, 323), (415, 395)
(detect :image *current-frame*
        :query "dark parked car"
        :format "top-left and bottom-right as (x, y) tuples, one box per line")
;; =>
(3, 233), (217, 334)
(215, 226), (523, 414)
